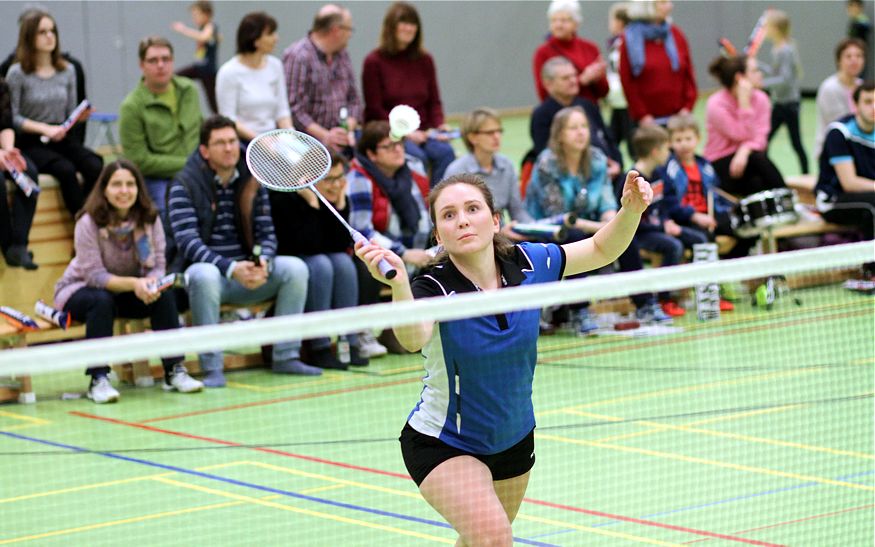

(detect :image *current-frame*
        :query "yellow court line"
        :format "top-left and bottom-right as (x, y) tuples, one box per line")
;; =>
(0, 474), (174, 504)
(535, 433), (875, 492)
(0, 410), (51, 431)
(299, 483), (347, 495)
(152, 476), (453, 543)
(516, 514), (684, 546)
(226, 372), (345, 393)
(244, 460), (421, 499)
(572, 404), (875, 460)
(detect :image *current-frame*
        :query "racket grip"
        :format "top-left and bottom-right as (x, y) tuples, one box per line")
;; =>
(351, 231), (397, 280)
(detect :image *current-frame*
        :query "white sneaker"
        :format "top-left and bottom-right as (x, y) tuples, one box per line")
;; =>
(87, 376), (120, 404)
(163, 366), (204, 393)
(359, 331), (387, 358)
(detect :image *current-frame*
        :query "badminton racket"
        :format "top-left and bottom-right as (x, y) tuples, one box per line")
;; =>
(2, 156), (39, 197)
(744, 10), (769, 57)
(40, 100), (91, 143)
(246, 129), (397, 280)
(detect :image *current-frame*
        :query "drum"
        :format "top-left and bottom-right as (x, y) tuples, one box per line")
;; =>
(736, 188), (799, 237)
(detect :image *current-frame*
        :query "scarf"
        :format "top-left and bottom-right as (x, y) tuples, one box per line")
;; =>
(100, 220), (156, 274)
(355, 153), (422, 234)
(624, 21), (679, 78)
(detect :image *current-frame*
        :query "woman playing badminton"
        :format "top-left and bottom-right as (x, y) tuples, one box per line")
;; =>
(355, 169), (652, 545)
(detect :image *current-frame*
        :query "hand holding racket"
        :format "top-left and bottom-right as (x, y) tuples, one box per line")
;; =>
(41, 100), (91, 143)
(246, 129), (397, 280)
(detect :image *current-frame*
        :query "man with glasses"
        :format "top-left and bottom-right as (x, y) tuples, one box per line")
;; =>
(166, 115), (319, 387)
(282, 4), (361, 154)
(347, 120), (431, 356)
(119, 36), (203, 213)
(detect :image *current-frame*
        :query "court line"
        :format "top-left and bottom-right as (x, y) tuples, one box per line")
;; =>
(0, 431), (555, 547)
(0, 474), (173, 504)
(570, 407), (875, 460)
(226, 372), (345, 393)
(682, 504), (875, 544)
(535, 433), (874, 491)
(65, 413), (781, 544)
(138, 376), (421, 423)
(514, 513), (685, 546)
(0, 410), (51, 432)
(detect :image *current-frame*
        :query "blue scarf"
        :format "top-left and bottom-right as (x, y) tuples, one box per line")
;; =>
(624, 21), (679, 78)
(354, 153), (422, 235)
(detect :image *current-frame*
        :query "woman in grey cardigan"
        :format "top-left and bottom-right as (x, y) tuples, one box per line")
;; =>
(53, 160), (202, 404)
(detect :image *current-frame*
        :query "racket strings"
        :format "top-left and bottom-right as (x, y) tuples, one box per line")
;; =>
(247, 132), (331, 191)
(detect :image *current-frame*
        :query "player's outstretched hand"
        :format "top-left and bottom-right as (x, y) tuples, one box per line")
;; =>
(620, 169), (653, 215)
(354, 239), (408, 287)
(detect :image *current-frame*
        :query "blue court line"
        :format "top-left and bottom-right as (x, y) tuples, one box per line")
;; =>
(525, 469), (875, 540)
(2, 431), (557, 547)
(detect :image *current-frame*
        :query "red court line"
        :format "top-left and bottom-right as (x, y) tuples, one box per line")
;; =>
(139, 377), (421, 423)
(683, 504), (875, 544)
(70, 411), (780, 544)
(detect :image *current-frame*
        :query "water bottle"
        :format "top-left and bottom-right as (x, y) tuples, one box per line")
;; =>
(339, 107), (349, 131)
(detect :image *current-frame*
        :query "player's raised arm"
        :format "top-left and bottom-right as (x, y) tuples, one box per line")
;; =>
(562, 169), (653, 276)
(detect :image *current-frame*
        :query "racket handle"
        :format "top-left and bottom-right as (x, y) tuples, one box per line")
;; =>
(351, 231), (397, 280)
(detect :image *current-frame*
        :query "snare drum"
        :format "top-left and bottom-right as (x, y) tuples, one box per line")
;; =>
(735, 188), (799, 237)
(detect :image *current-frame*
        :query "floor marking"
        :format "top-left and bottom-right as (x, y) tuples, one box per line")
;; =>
(226, 372), (345, 392)
(516, 513), (685, 546)
(0, 410), (50, 432)
(535, 433), (874, 491)
(0, 474), (173, 504)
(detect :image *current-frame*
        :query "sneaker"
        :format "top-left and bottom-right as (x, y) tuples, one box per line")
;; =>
(202, 370), (227, 388)
(163, 365), (204, 393)
(719, 299), (735, 312)
(4, 245), (38, 270)
(636, 303), (673, 324)
(349, 345), (369, 367)
(273, 359), (323, 376)
(359, 331), (387, 358)
(577, 308), (599, 335)
(87, 376), (119, 404)
(660, 300), (686, 317)
(308, 347), (347, 370)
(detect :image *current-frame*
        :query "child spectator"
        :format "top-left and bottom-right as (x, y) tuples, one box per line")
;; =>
(760, 9), (808, 174)
(847, 0), (872, 79)
(606, 3), (633, 157)
(171, 0), (219, 113)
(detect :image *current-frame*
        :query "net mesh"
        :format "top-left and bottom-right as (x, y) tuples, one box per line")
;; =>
(245, 130), (331, 191)
(1, 242), (873, 545)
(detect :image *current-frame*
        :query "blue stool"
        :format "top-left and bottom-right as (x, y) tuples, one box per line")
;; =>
(88, 112), (120, 155)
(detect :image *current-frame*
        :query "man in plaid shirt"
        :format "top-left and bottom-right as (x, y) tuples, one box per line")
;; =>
(282, 4), (361, 152)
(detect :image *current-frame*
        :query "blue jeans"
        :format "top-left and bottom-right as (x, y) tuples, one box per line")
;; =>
(303, 253), (359, 351)
(144, 178), (171, 214)
(185, 256), (309, 371)
(404, 138), (456, 187)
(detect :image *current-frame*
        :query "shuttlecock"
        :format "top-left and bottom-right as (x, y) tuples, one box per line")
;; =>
(388, 105), (420, 141)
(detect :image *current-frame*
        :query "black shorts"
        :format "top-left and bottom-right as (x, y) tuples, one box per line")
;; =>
(399, 423), (535, 487)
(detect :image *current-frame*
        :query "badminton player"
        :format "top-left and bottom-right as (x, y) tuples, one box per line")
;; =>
(355, 169), (652, 545)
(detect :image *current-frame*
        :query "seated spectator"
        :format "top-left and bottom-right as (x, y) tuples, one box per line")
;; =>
(619, 0), (697, 129)
(7, 10), (102, 217)
(631, 125), (706, 316)
(815, 81), (875, 255)
(166, 115), (319, 386)
(171, 0), (219, 113)
(119, 36), (203, 214)
(815, 38), (865, 158)
(846, 0), (872, 79)
(269, 150), (367, 369)
(530, 56), (621, 176)
(362, 1), (455, 187)
(216, 11), (291, 143)
(663, 113), (756, 261)
(532, 0), (608, 104)
(0, 76), (39, 270)
(347, 120), (431, 355)
(704, 55), (785, 197)
(53, 160), (203, 404)
(283, 4), (360, 154)
(445, 107), (533, 240)
(525, 106), (668, 332)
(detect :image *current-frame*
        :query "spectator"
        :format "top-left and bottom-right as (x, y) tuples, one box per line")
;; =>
(532, 0), (608, 103)
(53, 160), (203, 404)
(347, 120), (431, 355)
(283, 4), (360, 153)
(815, 82), (875, 248)
(760, 9), (808, 174)
(171, 0), (219, 113)
(216, 12), (291, 142)
(704, 55), (785, 196)
(815, 38), (866, 158)
(269, 149), (367, 369)
(606, 2), (633, 157)
(847, 0), (872, 79)
(119, 36), (203, 214)
(619, 0), (697, 129)
(445, 107), (533, 240)
(362, 1), (455, 187)
(166, 115), (319, 387)
(0, 76), (39, 270)
(6, 10), (102, 217)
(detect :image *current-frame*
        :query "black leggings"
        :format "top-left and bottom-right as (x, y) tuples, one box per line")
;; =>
(821, 193), (875, 241)
(18, 135), (103, 217)
(712, 151), (785, 197)
(768, 101), (809, 175)
(0, 155), (38, 251)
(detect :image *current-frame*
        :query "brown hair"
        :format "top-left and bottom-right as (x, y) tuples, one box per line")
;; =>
(609, 2), (631, 25)
(311, 8), (346, 34)
(190, 0), (213, 17)
(378, 1), (423, 57)
(15, 10), (66, 74)
(765, 9), (790, 39)
(708, 55), (747, 89)
(79, 159), (158, 228)
(138, 36), (174, 62)
(236, 12), (278, 54)
(835, 37), (867, 67)
(357, 120), (391, 155)
(460, 107), (501, 153)
(329, 148), (350, 172)
(666, 112), (700, 137)
(631, 125), (669, 159)
(427, 173), (515, 264)
(548, 106), (592, 181)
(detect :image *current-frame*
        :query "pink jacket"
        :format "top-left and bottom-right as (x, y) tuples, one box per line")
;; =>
(703, 88), (771, 162)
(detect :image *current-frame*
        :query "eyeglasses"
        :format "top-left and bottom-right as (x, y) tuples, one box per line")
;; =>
(322, 173), (346, 184)
(208, 138), (239, 148)
(144, 55), (173, 66)
(376, 141), (404, 151)
(473, 128), (504, 136)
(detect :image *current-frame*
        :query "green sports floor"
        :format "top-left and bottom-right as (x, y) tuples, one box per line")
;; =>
(1, 282), (872, 545)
